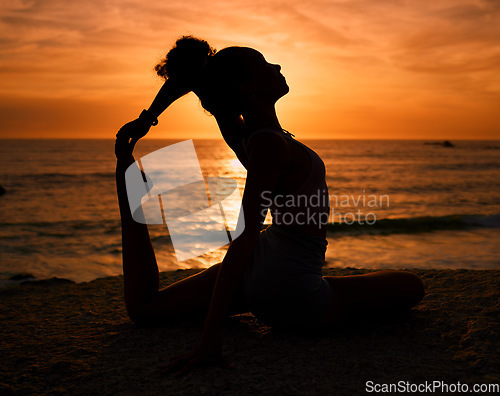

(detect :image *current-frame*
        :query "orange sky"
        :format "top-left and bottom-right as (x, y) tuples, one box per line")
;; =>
(0, 0), (499, 139)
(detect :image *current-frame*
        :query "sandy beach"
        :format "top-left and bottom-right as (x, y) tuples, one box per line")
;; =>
(0, 268), (498, 395)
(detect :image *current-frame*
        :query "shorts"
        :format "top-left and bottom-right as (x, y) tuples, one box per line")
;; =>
(240, 224), (334, 331)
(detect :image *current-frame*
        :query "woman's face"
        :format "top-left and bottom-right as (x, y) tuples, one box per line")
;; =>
(241, 48), (289, 103)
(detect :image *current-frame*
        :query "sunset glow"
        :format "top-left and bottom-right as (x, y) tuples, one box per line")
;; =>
(0, 0), (499, 139)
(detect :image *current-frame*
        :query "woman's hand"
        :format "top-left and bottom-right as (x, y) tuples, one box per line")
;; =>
(161, 338), (231, 377)
(114, 115), (152, 162)
(116, 117), (151, 143)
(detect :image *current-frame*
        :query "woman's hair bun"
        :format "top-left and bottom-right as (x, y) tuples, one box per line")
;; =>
(155, 35), (216, 89)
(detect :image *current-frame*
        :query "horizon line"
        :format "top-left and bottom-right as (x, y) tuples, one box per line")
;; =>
(1, 137), (499, 141)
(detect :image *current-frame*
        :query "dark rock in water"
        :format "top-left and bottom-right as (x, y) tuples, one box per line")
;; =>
(9, 273), (36, 281)
(21, 277), (75, 286)
(0, 185), (5, 196)
(423, 141), (455, 147)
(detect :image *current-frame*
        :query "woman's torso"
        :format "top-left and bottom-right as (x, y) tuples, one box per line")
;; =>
(236, 129), (330, 238)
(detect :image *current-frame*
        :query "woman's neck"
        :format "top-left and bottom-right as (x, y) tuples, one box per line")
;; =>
(242, 102), (283, 133)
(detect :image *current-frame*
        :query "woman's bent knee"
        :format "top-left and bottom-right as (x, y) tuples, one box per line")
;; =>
(126, 303), (162, 327)
(128, 309), (172, 327)
(127, 306), (149, 326)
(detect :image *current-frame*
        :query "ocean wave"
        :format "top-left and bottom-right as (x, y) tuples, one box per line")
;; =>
(422, 162), (500, 171)
(2, 172), (114, 186)
(2, 214), (499, 238)
(326, 213), (500, 235)
(0, 219), (119, 229)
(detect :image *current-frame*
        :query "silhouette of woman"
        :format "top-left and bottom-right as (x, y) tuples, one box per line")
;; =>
(115, 35), (425, 375)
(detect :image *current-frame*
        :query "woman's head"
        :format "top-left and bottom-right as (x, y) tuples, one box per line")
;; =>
(155, 35), (289, 116)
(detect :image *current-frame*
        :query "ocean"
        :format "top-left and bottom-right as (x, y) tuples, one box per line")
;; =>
(0, 138), (499, 285)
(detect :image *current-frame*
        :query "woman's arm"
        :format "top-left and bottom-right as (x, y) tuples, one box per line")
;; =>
(117, 78), (191, 142)
(147, 78), (191, 119)
(166, 132), (290, 375)
(202, 133), (289, 335)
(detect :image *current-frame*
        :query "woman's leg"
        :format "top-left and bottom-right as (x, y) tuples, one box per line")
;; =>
(319, 270), (425, 329)
(115, 138), (247, 325)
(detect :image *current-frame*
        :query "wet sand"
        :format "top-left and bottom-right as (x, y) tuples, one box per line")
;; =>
(0, 268), (498, 395)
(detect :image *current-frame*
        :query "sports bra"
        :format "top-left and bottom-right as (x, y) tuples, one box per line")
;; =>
(236, 129), (330, 237)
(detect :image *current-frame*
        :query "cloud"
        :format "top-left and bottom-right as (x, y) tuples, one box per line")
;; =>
(0, 0), (357, 99)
